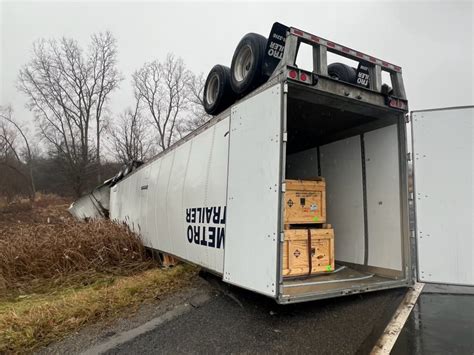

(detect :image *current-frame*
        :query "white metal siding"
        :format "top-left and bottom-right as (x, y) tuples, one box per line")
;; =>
(365, 124), (403, 271)
(155, 150), (175, 253)
(181, 121), (229, 270)
(110, 118), (229, 274)
(69, 185), (110, 220)
(224, 84), (282, 297)
(320, 136), (365, 265)
(413, 107), (474, 286)
(145, 159), (162, 248)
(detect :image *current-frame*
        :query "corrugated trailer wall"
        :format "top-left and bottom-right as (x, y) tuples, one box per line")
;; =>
(110, 118), (230, 274)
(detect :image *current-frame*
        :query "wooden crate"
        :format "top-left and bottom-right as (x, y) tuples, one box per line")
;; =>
(161, 253), (179, 267)
(284, 178), (326, 224)
(282, 228), (334, 277)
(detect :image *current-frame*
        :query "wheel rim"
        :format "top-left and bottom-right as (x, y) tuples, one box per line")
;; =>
(206, 73), (220, 105)
(234, 45), (253, 82)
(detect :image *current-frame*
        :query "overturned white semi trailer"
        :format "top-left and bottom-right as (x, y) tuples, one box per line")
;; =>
(70, 24), (474, 303)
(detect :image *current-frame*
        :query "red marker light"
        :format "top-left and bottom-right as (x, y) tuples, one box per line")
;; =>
(389, 99), (406, 110)
(289, 70), (297, 79)
(300, 72), (307, 82)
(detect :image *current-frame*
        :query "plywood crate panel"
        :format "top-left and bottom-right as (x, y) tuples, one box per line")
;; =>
(283, 228), (334, 277)
(284, 178), (326, 224)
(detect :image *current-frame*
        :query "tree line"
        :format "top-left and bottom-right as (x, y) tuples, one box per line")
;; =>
(0, 31), (210, 199)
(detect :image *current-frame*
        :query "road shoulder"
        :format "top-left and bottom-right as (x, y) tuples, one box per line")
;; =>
(36, 276), (216, 355)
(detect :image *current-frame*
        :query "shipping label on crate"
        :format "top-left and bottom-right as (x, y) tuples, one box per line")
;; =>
(185, 206), (226, 249)
(284, 191), (325, 224)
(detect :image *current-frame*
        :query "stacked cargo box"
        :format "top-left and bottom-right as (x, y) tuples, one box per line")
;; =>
(282, 178), (335, 277)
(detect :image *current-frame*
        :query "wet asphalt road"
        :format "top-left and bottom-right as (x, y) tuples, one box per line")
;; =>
(105, 274), (406, 354)
(393, 293), (474, 354)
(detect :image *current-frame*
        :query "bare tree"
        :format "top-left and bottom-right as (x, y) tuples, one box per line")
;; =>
(90, 32), (121, 182)
(133, 54), (191, 151)
(17, 32), (121, 196)
(108, 96), (154, 163)
(0, 121), (27, 202)
(177, 72), (211, 137)
(0, 105), (36, 200)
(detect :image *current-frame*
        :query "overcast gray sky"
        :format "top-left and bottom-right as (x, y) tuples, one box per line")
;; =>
(1, 0), (473, 128)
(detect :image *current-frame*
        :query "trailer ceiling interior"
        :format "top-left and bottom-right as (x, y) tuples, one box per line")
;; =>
(286, 84), (401, 153)
(282, 83), (409, 302)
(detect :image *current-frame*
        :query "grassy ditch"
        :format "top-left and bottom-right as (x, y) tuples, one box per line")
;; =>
(0, 265), (196, 353)
(0, 195), (197, 353)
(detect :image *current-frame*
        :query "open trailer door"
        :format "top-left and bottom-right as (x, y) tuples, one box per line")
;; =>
(223, 84), (283, 297)
(412, 106), (474, 286)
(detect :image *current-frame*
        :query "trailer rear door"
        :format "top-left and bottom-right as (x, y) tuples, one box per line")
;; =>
(412, 106), (474, 286)
(223, 84), (282, 297)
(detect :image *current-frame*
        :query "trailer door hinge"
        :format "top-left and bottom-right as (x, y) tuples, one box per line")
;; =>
(281, 182), (286, 192)
(280, 232), (285, 242)
(282, 132), (288, 143)
(405, 114), (411, 123)
(407, 152), (412, 161)
(283, 83), (288, 93)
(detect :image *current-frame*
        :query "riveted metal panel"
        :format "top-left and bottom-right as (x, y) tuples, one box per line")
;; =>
(224, 84), (282, 297)
(181, 119), (229, 272)
(413, 107), (474, 286)
(110, 118), (230, 274)
(145, 159), (162, 248)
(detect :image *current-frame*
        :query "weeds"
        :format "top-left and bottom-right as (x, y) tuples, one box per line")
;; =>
(0, 195), (197, 353)
(0, 217), (158, 296)
(0, 265), (197, 353)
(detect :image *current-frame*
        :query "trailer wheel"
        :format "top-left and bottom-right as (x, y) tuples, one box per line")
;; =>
(230, 33), (268, 96)
(203, 65), (235, 115)
(328, 63), (357, 84)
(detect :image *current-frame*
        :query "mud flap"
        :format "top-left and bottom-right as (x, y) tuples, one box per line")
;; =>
(262, 22), (289, 78)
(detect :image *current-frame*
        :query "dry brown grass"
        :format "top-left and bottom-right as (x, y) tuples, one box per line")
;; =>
(0, 193), (71, 225)
(0, 265), (197, 354)
(0, 220), (159, 296)
(0, 196), (158, 296)
(0, 195), (197, 353)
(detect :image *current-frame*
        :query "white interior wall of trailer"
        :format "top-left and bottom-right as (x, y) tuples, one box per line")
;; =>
(413, 107), (473, 286)
(110, 118), (230, 274)
(286, 123), (403, 272)
(224, 84), (282, 297)
(320, 136), (365, 265)
(364, 125), (402, 271)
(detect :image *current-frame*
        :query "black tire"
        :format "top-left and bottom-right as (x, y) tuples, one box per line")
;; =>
(328, 63), (357, 84)
(203, 65), (235, 115)
(230, 33), (268, 96)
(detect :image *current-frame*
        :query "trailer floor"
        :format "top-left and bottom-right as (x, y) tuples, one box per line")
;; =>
(282, 266), (397, 299)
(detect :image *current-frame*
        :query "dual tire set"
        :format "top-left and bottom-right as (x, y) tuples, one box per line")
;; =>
(203, 33), (361, 116)
(203, 33), (268, 115)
